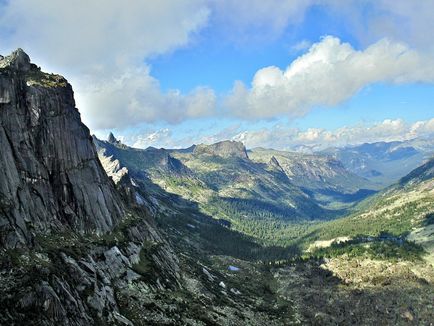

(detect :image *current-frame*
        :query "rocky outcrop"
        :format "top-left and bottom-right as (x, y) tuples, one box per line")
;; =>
(94, 135), (191, 177)
(194, 140), (249, 159)
(108, 132), (118, 144)
(0, 211), (181, 325)
(0, 49), (183, 325)
(0, 49), (125, 248)
(267, 156), (285, 173)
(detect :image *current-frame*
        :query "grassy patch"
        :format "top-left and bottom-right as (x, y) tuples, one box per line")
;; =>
(26, 67), (68, 88)
(310, 236), (425, 262)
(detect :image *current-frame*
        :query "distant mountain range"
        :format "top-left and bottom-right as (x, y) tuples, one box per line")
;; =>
(321, 138), (434, 186)
(248, 147), (377, 209)
(95, 136), (382, 222)
(95, 138), (327, 229)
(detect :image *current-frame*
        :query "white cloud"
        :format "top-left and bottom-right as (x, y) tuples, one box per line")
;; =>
(209, 0), (315, 42)
(208, 0), (434, 49)
(231, 119), (434, 151)
(225, 36), (434, 119)
(0, 0), (212, 129)
(0, 0), (209, 72)
(1, 1), (433, 130)
(76, 67), (216, 129)
(324, 0), (434, 50)
(119, 118), (434, 151)
(131, 129), (173, 149)
(291, 40), (312, 52)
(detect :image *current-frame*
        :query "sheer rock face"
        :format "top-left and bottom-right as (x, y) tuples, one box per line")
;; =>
(194, 140), (249, 159)
(0, 50), (181, 325)
(0, 49), (125, 248)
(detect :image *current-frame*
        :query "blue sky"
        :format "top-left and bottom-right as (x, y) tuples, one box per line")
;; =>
(1, 1), (434, 150)
(148, 3), (360, 93)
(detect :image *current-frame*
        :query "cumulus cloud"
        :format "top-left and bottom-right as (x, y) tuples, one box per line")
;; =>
(225, 36), (434, 119)
(0, 0), (213, 129)
(0, 0), (209, 72)
(1, 1), (433, 129)
(77, 67), (216, 129)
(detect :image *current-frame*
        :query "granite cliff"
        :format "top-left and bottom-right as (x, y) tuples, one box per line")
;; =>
(0, 49), (124, 248)
(0, 49), (180, 325)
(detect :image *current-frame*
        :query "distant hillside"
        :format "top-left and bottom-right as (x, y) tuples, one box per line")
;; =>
(193, 140), (249, 159)
(106, 138), (327, 216)
(321, 138), (434, 186)
(95, 135), (400, 243)
(249, 148), (377, 209)
(308, 157), (434, 263)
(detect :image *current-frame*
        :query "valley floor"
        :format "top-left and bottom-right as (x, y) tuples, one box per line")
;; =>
(161, 253), (434, 325)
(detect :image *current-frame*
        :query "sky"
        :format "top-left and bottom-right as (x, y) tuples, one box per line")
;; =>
(0, 0), (434, 150)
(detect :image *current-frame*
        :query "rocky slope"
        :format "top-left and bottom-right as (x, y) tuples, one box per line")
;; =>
(249, 148), (377, 209)
(95, 134), (191, 178)
(193, 140), (249, 159)
(0, 49), (181, 325)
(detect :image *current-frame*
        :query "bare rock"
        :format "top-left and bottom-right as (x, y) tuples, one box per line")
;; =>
(0, 49), (125, 248)
(194, 140), (249, 159)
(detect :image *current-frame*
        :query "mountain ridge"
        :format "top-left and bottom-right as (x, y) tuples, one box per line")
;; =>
(193, 140), (249, 159)
(321, 138), (434, 186)
(0, 49), (125, 248)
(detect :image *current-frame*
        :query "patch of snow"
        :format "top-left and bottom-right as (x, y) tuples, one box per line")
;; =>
(219, 281), (226, 289)
(228, 265), (240, 272)
(230, 288), (241, 295)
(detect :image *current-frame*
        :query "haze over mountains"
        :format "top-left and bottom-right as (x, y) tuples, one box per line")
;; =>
(1, 50), (433, 325)
(322, 138), (434, 186)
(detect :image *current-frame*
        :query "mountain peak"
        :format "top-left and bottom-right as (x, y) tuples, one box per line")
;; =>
(0, 52), (125, 248)
(194, 140), (249, 159)
(108, 132), (118, 143)
(0, 48), (31, 71)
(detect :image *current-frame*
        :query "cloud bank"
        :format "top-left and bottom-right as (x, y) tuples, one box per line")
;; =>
(225, 36), (434, 119)
(122, 118), (434, 151)
(233, 118), (434, 151)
